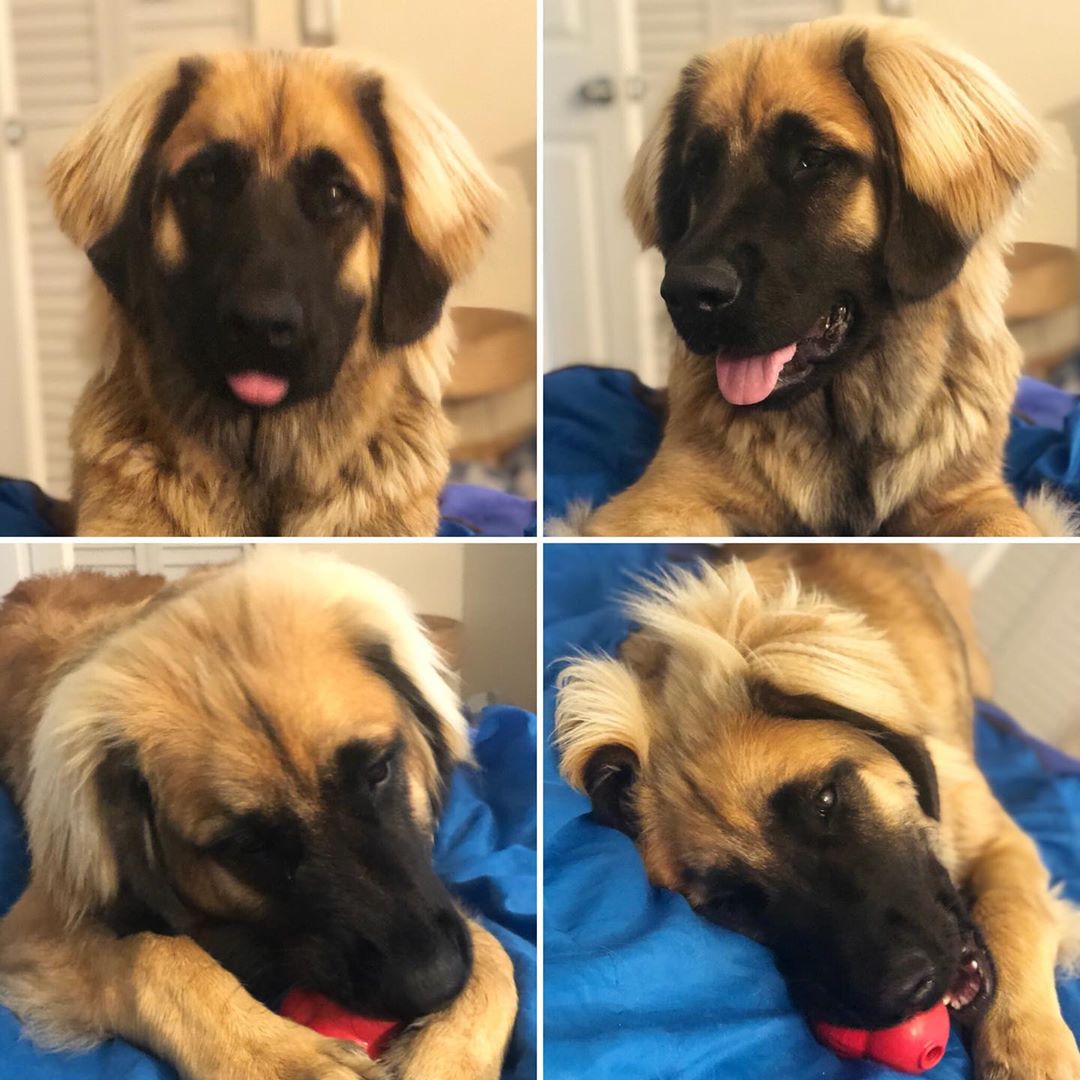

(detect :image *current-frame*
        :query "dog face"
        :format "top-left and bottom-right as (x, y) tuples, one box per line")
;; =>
(625, 18), (1039, 408)
(27, 553), (475, 1020)
(48, 51), (498, 414)
(556, 562), (993, 1030)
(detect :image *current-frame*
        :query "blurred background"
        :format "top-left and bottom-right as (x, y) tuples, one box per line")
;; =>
(0, 540), (537, 710)
(940, 543), (1080, 756)
(544, 0), (1080, 387)
(0, 0), (536, 502)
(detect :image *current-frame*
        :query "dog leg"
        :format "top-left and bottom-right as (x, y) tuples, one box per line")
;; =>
(0, 884), (386, 1080)
(961, 809), (1080, 1079)
(384, 918), (518, 1080)
(897, 481), (1044, 537)
(584, 453), (740, 537)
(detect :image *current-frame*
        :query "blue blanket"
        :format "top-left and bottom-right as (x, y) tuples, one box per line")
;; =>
(543, 368), (1080, 524)
(0, 705), (537, 1079)
(543, 543), (1080, 1079)
(0, 481), (537, 538)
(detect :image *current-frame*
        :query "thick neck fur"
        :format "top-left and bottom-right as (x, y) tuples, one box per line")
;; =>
(71, 289), (454, 535)
(665, 236), (1019, 535)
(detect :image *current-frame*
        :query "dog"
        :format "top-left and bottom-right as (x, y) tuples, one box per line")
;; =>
(578, 17), (1073, 537)
(0, 552), (517, 1078)
(556, 544), (1080, 1078)
(47, 50), (499, 536)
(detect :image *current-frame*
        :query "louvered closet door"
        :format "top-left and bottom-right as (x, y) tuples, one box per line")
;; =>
(8, 0), (252, 500)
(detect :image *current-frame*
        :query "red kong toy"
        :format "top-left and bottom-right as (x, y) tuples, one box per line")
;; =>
(813, 1002), (951, 1074)
(280, 990), (400, 1060)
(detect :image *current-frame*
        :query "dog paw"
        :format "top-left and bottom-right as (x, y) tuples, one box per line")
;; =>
(975, 1009), (1080, 1080)
(242, 1027), (391, 1080)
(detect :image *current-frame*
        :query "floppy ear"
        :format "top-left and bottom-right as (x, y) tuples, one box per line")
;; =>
(624, 58), (706, 255)
(841, 23), (1042, 300)
(752, 682), (941, 820)
(93, 742), (193, 936)
(555, 655), (650, 837)
(357, 72), (501, 349)
(46, 56), (205, 317)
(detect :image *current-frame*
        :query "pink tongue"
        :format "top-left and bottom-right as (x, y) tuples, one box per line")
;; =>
(715, 344), (797, 406)
(227, 371), (289, 407)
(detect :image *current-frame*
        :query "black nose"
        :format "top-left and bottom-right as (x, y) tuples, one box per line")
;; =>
(225, 290), (303, 350)
(660, 261), (741, 315)
(880, 949), (940, 1016)
(370, 910), (472, 1020)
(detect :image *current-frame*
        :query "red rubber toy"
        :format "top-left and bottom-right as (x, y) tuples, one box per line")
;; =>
(280, 989), (400, 1060)
(813, 1002), (950, 1074)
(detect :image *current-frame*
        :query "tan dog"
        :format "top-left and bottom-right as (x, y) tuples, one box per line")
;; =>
(0, 553), (517, 1079)
(49, 51), (499, 536)
(581, 18), (1071, 537)
(556, 544), (1080, 1078)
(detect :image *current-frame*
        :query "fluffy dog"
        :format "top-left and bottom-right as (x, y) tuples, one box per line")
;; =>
(0, 553), (517, 1078)
(48, 51), (499, 536)
(556, 544), (1080, 1078)
(580, 18), (1072, 537)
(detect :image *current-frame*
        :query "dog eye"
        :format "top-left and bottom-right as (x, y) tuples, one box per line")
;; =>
(813, 784), (837, 817)
(192, 165), (218, 192)
(795, 147), (833, 174)
(320, 180), (358, 218)
(367, 757), (392, 789)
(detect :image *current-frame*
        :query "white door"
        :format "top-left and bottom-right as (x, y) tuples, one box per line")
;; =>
(543, 0), (655, 379)
(2, 0), (253, 499)
(544, 0), (843, 386)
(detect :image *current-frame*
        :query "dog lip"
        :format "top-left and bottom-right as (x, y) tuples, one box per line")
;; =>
(943, 938), (994, 1024)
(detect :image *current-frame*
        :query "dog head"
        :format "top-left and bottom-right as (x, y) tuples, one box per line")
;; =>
(27, 552), (474, 1020)
(625, 17), (1040, 408)
(48, 51), (499, 413)
(556, 560), (993, 1030)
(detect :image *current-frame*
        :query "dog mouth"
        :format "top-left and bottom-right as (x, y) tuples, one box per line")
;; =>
(226, 370), (291, 408)
(942, 935), (993, 1025)
(712, 300), (854, 406)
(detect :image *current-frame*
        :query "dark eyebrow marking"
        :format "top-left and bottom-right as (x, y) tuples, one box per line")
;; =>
(362, 642), (454, 785)
(241, 688), (304, 785)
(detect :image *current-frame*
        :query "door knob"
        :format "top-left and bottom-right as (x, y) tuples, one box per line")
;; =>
(578, 76), (616, 105)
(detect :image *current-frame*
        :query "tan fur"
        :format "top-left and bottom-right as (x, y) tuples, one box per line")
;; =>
(0, 553), (516, 1079)
(556, 544), (1080, 1078)
(48, 50), (500, 537)
(583, 18), (1069, 538)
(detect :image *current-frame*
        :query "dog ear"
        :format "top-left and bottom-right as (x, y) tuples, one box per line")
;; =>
(362, 641), (458, 795)
(624, 58), (707, 255)
(842, 23), (1041, 300)
(46, 56), (205, 316)
(555, 655), (651, 837)
(357, 72), (501, 349)
(753, 682), (940, 820)
(93, 741), (193, 935)
(582, 744), (641, 837)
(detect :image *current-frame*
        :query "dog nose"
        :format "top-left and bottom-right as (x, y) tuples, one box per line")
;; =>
(660, 261), (741, 315)
(384, 912), (472, 1020)
(881, 949), (940, 1015)
(226, 290), (303, 350)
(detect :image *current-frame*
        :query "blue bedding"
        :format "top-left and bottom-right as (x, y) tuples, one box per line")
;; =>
(543, 367), (1080, 525)
(0, 704), (537, 1079)
(0, 480), (537, 538)
(543, 543), (1080, 1079)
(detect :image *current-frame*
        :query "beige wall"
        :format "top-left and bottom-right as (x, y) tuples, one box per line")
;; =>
(842, 0), (1080, 247)
(253, 0), (536, 316)
(461, 543), (536, 711)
